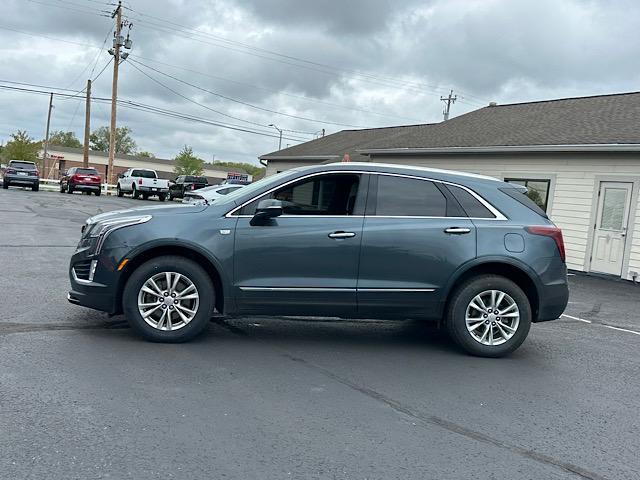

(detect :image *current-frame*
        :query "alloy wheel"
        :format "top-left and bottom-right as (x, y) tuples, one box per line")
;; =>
(137, 272), (200, 331)
(465, 289), (520, 346)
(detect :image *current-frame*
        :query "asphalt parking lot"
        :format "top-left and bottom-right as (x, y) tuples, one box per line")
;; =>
(1, 187), (639, 480)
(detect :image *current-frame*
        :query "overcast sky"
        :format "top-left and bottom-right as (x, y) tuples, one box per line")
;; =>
(1, 0), (639, 164)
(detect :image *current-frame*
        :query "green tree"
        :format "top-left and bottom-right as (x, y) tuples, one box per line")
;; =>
(174, 145), (205, 176)
(47, 130), (82, 148)
(2, 130), (40, 163)
(89, 126), (137, 154)
(213, 160), (265, 180)
(137, 151), (155, 158)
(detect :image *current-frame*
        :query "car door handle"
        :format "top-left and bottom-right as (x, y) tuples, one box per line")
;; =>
(328, 231), (356, 239)
(444, 227), (471, 234)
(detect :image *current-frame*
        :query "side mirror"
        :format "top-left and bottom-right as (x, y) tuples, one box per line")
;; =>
(250, 199), (283, 226)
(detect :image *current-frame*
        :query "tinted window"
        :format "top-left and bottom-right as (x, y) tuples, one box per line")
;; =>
(239, 174), (360, 216)
(374, 176), (446, 216)
(9, 161), (36, 170)
(446, 185), (495, 218)
(132, 170), (156, 179)
(76, 168), (98, 175)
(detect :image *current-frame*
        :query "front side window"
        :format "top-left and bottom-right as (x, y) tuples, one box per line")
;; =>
(374, 176), (446, 216)
(239, 174), (360, 216)
(504, 178), (550, 212)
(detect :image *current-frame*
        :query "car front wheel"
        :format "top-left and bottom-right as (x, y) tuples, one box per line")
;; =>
(445, 275), (531, 357)
(116, 184), (123, 197)
(122, 256), (214, 342)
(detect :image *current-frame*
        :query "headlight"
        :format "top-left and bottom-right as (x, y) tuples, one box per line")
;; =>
(77, 215), (152, 256)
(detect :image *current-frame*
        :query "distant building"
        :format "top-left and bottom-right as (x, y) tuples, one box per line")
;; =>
(40, 146), (250, 184)
(260, 92), (640, 281)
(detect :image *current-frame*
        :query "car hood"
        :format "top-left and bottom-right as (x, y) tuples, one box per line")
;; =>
(86, 203), (207, 224)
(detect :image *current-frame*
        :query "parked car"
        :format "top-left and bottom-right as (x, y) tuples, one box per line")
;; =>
(116, 168), (170, 201)
(169, 175), (209, 200)
(182, 183), (245, 205)
(68, 163), (569, 357)
(2, 160), (39, 191)
(60, 167), (102, 195)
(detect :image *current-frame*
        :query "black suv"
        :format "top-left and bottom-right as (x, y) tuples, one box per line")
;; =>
(2, 160), (40, 191)
(169, 175), (209, 200)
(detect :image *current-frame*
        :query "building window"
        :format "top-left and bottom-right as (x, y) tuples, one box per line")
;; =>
(504, 178), (551, 212)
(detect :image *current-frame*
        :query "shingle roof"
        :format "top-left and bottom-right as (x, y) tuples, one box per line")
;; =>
(261, 91), (640, 159)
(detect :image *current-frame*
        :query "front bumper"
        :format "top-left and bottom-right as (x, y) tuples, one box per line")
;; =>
(68, 250), (122, 315)
(4, 174), (38, 185)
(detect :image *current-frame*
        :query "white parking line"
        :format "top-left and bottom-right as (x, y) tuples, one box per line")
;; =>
(561, 314), (640, 336)
(602, 325), (640, 336)
(561, 314), (592, 323)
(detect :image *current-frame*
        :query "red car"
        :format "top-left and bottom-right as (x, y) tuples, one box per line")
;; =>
(60, 167), (102, 196)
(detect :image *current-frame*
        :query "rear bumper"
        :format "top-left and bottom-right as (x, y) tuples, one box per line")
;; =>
(138, 186), (169, 194)
(72, 183), (100, 191)
(3, 174), (38, 185)
(535, 280), (569, 322)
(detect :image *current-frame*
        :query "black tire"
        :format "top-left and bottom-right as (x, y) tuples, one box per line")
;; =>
(60, 182), (65, 193)
(95, 189), (101, 196)
(117, 184), (124, 197)
(32, 183), (39, 192)
(445, 275), (531, 357)
(67, 183), (74, 194)
(132, 184), (140, 199)
(158, 193), (166, 202)
(168, 192), (174, 201)
(122, 256), (214, 343)
(3, 181), (8, 189)
(142, 192), (149, 200)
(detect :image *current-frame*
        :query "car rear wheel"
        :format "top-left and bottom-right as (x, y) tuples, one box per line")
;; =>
(32, 183), (39, 192)
(132, 184), (140, 199)
(158, 193), (166, 202)
(445, 275), (531, 357)
(59, 182), (65, 193)
(122, 256), (214, 342)
(2, 181), (8, 189)
(95, 189), (101, 196)
(67, 183), (74, 194)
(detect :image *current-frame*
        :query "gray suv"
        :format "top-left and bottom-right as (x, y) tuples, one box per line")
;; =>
(68, 163), (568, 357)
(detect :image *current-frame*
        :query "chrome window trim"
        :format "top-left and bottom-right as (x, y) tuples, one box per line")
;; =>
(239, 286), (436, 293)
(225, 170), (506, 220)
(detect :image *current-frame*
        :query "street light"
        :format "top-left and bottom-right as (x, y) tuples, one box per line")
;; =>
(268, 124), (283, 151)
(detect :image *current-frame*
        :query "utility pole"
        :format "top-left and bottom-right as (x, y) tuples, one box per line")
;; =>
(107, 1), (123, 186)
(269, 124), (283, 150)
(42, 92), (53, 174)
(83, 79), (91, 168)
(440, 89), (457, 121)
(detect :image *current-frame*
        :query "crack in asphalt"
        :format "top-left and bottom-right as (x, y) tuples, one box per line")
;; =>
(0, 321), (129, 335)
(213, 317), (605, 480)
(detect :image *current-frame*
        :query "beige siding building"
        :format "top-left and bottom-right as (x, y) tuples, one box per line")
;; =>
(260, 93), (640, 282)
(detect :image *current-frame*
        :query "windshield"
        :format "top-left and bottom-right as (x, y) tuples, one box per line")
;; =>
(212, 170), (293, 207)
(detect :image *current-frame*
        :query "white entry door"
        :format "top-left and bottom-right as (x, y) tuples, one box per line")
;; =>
(590, 182), (633, 276)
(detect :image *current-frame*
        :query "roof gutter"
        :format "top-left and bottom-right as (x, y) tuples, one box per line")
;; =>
(357, 144), (640, 155)
(258, 155), (341, 161)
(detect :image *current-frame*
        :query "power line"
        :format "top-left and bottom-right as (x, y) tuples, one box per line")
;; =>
(128, 58), (366, 129)
(25, 0), (110, 17)
(0, 82), (308, 143)
(130, 55), (421, 123)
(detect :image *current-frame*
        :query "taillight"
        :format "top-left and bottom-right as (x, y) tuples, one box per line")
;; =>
(71, 174), (79, 182)
(191, 184), (195, 190)
(526, 226), (566, 262)
(33, 169), (39, 176)
(138, 178), (142, 185)
(5, 168), (15, 174)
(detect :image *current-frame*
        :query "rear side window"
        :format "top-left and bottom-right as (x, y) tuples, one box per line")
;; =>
(374, 176), (446, 216)
(500, 187), (548, 218)
(446, 185), (495, 218)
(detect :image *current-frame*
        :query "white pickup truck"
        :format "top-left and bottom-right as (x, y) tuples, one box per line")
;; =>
(116, 168), (170, 201)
